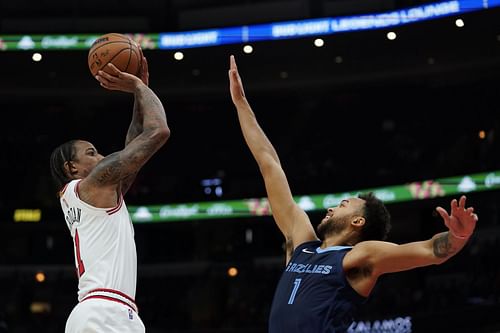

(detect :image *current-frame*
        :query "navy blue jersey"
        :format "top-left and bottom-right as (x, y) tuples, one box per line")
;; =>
(269, 240), (366, 333)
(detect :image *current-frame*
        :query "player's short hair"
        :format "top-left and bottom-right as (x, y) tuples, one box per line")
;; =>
(358, 192), (391, 241)
(49, 140), (78, 191)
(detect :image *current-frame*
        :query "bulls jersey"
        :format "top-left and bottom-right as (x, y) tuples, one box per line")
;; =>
(269, 240), (366, 333)
(60, 179), (137, 302)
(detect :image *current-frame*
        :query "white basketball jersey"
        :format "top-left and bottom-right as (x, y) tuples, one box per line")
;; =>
(60, 179), (137, 301)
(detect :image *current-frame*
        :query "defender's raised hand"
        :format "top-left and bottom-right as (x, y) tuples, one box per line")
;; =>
(229, 55), (247, 107)
(436, 195), (478, 239)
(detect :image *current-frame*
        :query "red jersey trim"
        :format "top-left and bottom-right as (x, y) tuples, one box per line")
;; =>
(74, 180), (122, 214)
(81, 295), (136, 312)
(81, 288), (138, 313)
(74, 180), (81, 199)
(106, 195), (123, 215)
(60, 183), (70, 195)
(88, 288), (136, 303)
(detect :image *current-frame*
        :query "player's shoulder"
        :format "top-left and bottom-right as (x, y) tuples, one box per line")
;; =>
(60, 179), (80, 197)
(351, 240), (397, 253)
(345, 241), (398, 266)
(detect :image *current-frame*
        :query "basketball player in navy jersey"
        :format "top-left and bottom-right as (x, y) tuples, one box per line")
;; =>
(228, 55), (478, 332)
(50, 56), (170, 332)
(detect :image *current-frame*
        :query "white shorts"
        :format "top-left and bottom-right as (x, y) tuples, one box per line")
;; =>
(65, 298), (145, 333)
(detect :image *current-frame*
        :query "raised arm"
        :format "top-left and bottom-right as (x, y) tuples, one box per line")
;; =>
(121, 54), (150, 195)
(80, 62), (170, 205)
(344, 196), (477, 296)
(228, 55), (317, 262)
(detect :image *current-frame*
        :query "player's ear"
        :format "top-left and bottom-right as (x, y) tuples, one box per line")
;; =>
(64, 161), (78, 177)
(351, 216), (365, 227)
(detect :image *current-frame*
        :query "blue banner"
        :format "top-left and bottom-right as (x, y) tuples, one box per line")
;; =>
(159, 0), (498, 49)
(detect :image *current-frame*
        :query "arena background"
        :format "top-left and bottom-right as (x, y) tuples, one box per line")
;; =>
(0, 0), (500, 332)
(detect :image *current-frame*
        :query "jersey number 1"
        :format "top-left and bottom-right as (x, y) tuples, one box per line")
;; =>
(288, 278), (302, 304)
(74, 229), (85, 277)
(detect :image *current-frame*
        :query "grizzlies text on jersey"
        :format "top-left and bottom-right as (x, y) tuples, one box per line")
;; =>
(269, 240), (366, 333)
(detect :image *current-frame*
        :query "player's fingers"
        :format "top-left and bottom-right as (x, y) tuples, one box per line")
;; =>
(436, 207), (449, 221)
(95, 74), (110, 86)
(451, 199), (458, 211)
(101, 82), (119, 91)
(228, 67), (235, 82)
(99, 81), (111, 90)
(229, 69), (239, 86)
(97, 70), (119, 83)
(97, 76), (112, 88)
(473, 213), (478, 221)
(466, 207), (474, 214)
(95, 75), (118, 90)
(459, 195), (466, 209)
(106, 62), (121, 75)
(230, 55), (237, 71)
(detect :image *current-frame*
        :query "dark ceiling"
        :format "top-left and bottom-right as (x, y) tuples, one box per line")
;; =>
(0, 0), (440, 33)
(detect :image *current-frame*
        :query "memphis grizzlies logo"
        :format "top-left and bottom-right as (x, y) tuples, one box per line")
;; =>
(285, 262), (333, 275)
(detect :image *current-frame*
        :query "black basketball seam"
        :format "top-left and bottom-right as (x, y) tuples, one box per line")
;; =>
(91, 47), (131, 74)
(106, 48), (133, 72)
(124, 38), (133, 74)
(87, 41), (131, 61)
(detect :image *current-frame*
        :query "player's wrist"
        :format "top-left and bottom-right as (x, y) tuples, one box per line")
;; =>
(133, 80), (147, 93)
(448, 229), (471, 240)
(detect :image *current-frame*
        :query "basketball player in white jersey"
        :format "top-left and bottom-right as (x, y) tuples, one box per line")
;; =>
(49, 56), (170, 332)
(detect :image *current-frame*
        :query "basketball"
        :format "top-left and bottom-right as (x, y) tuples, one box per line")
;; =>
(88, 33), (142, 77)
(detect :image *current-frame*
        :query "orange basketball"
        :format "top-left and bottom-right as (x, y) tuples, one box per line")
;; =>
(88, 33), (142, 77)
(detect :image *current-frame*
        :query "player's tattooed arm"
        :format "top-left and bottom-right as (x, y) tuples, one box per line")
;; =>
(91, 138), (161, 186)
(134, 84), (167, 135)
(120, 98), (143, 194)
(125, 98), (144, 146)
(432, 196), (476, 261)
(124, 54), (150, 148)
(431, 232), (465, 259)
(89, 84), (170, 188)
(120, 173), (138, 196)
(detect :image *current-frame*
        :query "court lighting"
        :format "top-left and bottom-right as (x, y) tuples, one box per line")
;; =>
(174, 51), (184, 60)
(243, 45), (253, 54)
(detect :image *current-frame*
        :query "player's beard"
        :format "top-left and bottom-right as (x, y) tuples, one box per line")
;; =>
(317, 215), (348, 240)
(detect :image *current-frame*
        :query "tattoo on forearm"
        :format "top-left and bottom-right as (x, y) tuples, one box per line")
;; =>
(126, 122), (142, 145)
(136, 86), (167, 131)
(125, 100), (144, 146)
(433, 233), (455, 258)
(127, 84), (166, 146)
